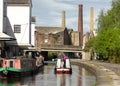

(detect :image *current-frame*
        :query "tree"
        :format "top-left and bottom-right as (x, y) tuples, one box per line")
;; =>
(88, 28), (120, 63)
(85, 0), (120, 63)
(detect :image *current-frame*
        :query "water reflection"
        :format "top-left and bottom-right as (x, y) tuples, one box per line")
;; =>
(0, 65), (96, 86)
(0, 76), (36, 86)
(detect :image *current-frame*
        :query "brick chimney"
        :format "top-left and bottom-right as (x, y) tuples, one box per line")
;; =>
(62, 10), (65, 28)
(90, 7), (94, 32)
(78, 4), (83, 45)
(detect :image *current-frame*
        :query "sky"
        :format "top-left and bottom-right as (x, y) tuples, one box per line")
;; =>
(32, 0), (112, 34)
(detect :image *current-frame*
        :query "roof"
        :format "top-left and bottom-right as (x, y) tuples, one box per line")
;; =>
(7, 0), (31, 6)
(35, 27), (65, 34)
(0, 32), (16, 41)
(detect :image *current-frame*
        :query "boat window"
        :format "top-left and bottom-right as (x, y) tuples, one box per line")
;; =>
(10, 61), (13, 67)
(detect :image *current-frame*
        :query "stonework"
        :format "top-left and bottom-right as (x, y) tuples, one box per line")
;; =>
(71, 31), (80, 46)
(35, 27), (72, 48)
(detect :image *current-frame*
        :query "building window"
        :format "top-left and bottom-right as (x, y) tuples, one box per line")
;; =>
(14, 25), (21, 33)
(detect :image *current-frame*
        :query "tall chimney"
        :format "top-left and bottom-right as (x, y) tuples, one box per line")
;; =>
(62, 10), (65, 28)
(78, 4), (83, 45)
(90, 7), (94, 32)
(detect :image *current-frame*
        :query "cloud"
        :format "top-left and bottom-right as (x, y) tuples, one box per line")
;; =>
(33, 0), (75, 11)
(66, 17), (77, 28)
(32, 0), (112, 34)
(49, 11), (61, 16)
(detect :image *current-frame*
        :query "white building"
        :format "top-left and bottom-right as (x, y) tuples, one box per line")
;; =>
(0, 0), (36, 57)
(31, 16), (36, 47)
(5, 0), (35, 56)
(0, 0), (16, 57)
(6, 0), (32, 45)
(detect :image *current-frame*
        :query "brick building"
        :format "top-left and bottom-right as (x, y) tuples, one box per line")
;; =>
(35, 8), (81, 50)
(35, 27), (71, 48)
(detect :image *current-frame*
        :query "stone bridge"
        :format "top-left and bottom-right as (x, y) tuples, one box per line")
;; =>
(38, 45), (83, 52)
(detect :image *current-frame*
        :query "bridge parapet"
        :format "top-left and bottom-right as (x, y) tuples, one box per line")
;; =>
(41, 44), (82, 50)
(38, 44), (82, 52)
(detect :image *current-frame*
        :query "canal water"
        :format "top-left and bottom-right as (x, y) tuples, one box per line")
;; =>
(0, 65), (96, 86)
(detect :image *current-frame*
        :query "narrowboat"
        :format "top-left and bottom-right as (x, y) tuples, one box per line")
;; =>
(54, 58), (72, 74)
(0, 50), (43, 78)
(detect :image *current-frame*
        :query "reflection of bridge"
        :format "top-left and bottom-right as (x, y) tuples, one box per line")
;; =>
(39, 45), (82, 52)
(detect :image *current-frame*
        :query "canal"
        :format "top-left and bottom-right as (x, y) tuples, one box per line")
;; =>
(0, 65), (96, 86)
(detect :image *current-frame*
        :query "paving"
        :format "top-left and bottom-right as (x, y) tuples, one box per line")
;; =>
(71, 59), (120, 86)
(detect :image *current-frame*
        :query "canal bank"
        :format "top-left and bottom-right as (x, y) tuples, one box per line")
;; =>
(71, 59), (120, 86)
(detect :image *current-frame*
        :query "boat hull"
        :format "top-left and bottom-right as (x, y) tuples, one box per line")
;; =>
(54, 58), (72, 74)
(0, 55), (43, 78)
(55, 68), (72, 74)
(0, 65), (43, 78)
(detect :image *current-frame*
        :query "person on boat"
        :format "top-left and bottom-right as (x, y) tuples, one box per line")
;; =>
(58, 52), (64, 59)
(39, 52), (44, 65)
(63, 54), (67, 68)
(18, 50), (23, 56)
(58, 52), (64, 68)
(59, 53), (67, 68)
(60, 57), (64, 68)
(35, 52), (42, 67)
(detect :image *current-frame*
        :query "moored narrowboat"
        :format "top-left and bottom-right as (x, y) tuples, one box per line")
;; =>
(0, 50), (43, 78)
(54, 58), (72, 74)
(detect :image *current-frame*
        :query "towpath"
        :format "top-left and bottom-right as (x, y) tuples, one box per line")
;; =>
(71, 59), (120, 86)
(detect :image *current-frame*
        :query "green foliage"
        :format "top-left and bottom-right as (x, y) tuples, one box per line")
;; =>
(53, 34), (59, 42)
(84, 41), (91, 52)
(88, 28), (120, 63)
(48, 52), (58, 60)
(86, 0), (120, 63)
(97, 0), (120, 33)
